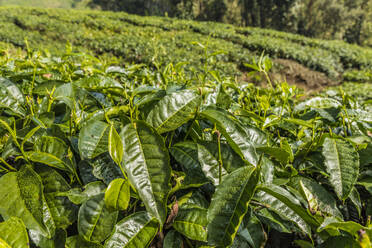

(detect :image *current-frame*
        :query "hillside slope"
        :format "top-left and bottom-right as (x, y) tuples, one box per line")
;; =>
(0, 6), (371, 84)
(0, 0), (76, 8)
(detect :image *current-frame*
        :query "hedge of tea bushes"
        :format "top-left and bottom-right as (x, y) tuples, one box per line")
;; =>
(0, 6), (371, 81)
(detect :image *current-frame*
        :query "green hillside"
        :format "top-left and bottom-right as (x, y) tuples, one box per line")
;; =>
(0, 0), (76, 8)
(0, 6), (371, 85)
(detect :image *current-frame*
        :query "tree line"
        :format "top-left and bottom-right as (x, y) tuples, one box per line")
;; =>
(85, 0), (372, 46)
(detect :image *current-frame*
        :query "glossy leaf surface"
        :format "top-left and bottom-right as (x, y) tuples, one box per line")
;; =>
(171, 142), (227, 186)
(78, 194), (118, 243)
(322, 137), (359, 200)
(79, 120), (110, 159)
(37, 167), (78, 229)
(120, 121), (171, 224)
(0, 217), (29, 248)
(200, 106), (258, 166)
(163, 230), (183, 248)
(146, 90), (201, 134)
(29, 228), (66, 248)
(108, 124), (123, 165)
(292, 177), (343, 219)
(66, 236), (103, 248)
(104, 178), (130, 211)
(0, 166), (53, 237)
(0, 77), (25, 116)
(104, 212), (158, 248)
(255, 185), (319, 236)
(207, 165), (259, 247)
(173, 206), (208, 242)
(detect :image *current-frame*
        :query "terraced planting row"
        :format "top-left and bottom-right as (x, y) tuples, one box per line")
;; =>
(0, 7), (371, 82)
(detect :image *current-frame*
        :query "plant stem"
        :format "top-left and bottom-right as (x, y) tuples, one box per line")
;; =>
(217, 130), (223, 184)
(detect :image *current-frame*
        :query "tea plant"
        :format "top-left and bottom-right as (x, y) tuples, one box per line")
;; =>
(0, 6), (372, 81)
(0, 48), (371, 248)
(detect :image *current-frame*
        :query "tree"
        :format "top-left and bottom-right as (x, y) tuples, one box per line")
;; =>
(86, 0), (371, 46)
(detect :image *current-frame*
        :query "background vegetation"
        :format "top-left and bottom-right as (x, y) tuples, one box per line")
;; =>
(0, 6), (371, 85)
(0, 0), (77, 8)
(1, 0), (371, 46)
(89, 0), (372, 47)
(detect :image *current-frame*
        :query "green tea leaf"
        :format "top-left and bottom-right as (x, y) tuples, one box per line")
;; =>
(104, 212), (158, 248)
(78, 194), (118, 243)
(357, 177), (372, 194)
(318, 236), (359, 248)
(257, 146), (291, 165)
(240, 125), (268, 147)
(197, 142), (228, 185)
(75, 76), (123, 94)
(177, 190), (209, 209)
(0, 217), (29, 248)
(255, 185), (319, 236)
(207, 165), (260, 247)
(200, 106), (258, 166)
(31, 136), (76, 173)
(290, 177), (342, 219)
(283, 118), (313, 128)
(146, 89), (201, 134)
(26, 151), (75, 174)
(61, 181), (106, 205)
(295, 97), (341, 112)
(108, 124), (123, 165)
(66, 236), (103, 248)
(163, 230), (183, 248)
(79, 120), (110, 160)
(255, 208), (294, 233)
(171, 142), (227, 186)
(90, 153), (124, 185)
(322, 137), (359, 200)
(0, 77), (26, 116)
(173, 206), (208, 242)
(36, 167), (78, 229)
(202, 141), (246, 173)
(170, 142), (209, 187)
(120, 121), (171, 225)
(0, 166), (53, 237)
(349, 187), (362, 217)
(230, 235), (250, 248)
(239, 216), (266, 248)
(29, 228), (66, 248)
(104, 178), (130, 211)
(317, 217), (371, 237)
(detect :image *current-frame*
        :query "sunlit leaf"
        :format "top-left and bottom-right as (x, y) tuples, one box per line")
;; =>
(104, 178), (130, 211)
(146, 89), (201, 134)
(0, 217), (29, 248)
(207, 166), (260, 247)
(104, 212), (158, 248)
(120, 121), (171, 225)
(322, 137), (359, 200)
(78, 194), (118, 243)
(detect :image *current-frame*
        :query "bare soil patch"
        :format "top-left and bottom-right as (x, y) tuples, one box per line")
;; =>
(242, 59), (341, 94)
(271, 59), (340, 93)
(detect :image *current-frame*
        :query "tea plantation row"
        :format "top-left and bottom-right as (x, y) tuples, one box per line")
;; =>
(0, 6), (371, 82)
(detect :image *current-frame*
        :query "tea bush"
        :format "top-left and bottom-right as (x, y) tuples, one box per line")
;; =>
(0, 6), (371, 81)
(0, 47), (371, 247)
